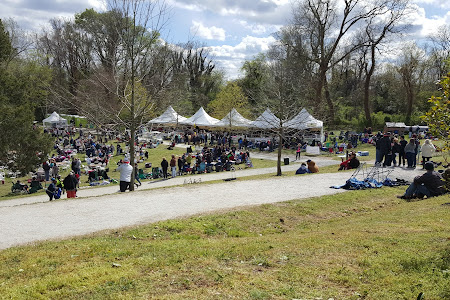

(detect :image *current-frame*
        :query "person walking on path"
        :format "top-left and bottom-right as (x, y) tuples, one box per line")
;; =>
(170, 155), (177, 178)
(296, 143), (302, 160)
(117, 158), (133, 192)
(161, 157), (169, 179)
(134, 163), (142, 187)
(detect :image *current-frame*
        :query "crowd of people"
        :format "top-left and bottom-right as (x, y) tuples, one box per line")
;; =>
(373, 132), (436, 169)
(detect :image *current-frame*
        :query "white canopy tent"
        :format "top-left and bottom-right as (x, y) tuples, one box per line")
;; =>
(249, 108), (281, 129)
(148, 106), (187, 126)
(285, 108), (324, 142)
(42, 111), (68, 128)
(182, 107), (219, 127)
(213, 108), (252, 128)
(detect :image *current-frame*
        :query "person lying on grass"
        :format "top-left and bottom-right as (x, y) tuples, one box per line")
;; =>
(397, 162), (446, 200)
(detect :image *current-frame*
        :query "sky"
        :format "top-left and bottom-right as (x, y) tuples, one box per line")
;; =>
(0, 0), (449, 79)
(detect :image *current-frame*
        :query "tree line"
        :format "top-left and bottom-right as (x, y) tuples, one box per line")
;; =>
(1, 0), (449, 174)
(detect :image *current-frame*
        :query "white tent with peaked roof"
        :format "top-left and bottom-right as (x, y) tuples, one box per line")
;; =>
(213, 108), (252, 128)
(285, 108), (324, 142)
(250, 108), (281, 129)
(42, 111), (68, 128)
(182, 107), (219, 126)
(148, 106), (187, 125)
(285, 108), (323, 130)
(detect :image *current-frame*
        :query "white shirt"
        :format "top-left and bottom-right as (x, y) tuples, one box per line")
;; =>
(117, 163), (133, 182)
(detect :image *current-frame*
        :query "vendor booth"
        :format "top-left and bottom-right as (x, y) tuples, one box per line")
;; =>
(213, 108), (252, 128)
(148, 106), (187, 126)
(181, 107), (219, 127)
(42, 112), (68, 128)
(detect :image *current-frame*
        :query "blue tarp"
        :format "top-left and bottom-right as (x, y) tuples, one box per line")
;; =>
(331, 177), (385, 190)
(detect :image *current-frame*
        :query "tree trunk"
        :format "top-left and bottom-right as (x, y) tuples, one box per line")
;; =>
(277, 129), (282, 176)
(323, 77), (334, 124)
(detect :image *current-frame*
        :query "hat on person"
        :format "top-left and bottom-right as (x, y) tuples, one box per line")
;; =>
(51, 178), (57, 182)
(424, 162), (434, 171)
(123, 157), (130, 163)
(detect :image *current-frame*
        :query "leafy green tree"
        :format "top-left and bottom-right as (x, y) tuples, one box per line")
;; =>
(0, 21), (53, 173)
(421, 72), (450, 163)
(208, 81), (249, 120)
(0, 19), (12, 65)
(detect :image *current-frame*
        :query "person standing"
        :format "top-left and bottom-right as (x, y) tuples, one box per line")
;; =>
(404, 139), (416, 168)
(63, 172), (78, 198)
(178, 155), (184, 175)
(117, 158), (133, 192)
(421, 139), (436, 168)
(377, 132), (392, 166)
(161, 157), (169, 179)
(398, 136), (407, 167)
(170, 155), (177, 178)
(296, 143), (302, 160)
(43, 160), (51, 182)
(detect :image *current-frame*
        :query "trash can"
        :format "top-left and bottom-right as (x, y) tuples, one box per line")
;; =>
(284, 157), (289, 165)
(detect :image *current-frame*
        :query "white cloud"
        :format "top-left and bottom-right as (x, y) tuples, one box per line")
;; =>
(413, 0), (450, 10)
(190, 21), (226, 41)
(206, 35), (277, 79)
(404, 4), (450, 39)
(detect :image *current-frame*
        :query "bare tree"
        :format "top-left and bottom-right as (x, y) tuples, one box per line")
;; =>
(427, 24), (450, 78)
(397, 43), (425, 124)
(292, 0), (402, 122)
(359, 0), (411, 127)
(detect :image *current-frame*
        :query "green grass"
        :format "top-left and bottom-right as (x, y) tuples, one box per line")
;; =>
(0, 143), (278, 200)
(1, 188), (449, 299)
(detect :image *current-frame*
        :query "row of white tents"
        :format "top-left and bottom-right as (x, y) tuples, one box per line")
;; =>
(149, 106), (323, 131)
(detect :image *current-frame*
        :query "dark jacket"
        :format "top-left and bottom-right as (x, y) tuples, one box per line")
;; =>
(63, 174), (78, 190)
(377, 136), (391, 153)
(414, 171), (445, 196)
(161, 159), (169, 170)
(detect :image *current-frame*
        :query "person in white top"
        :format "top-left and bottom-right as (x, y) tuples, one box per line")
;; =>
(421, 139), (436, 169)
(117, 157), (133, 192)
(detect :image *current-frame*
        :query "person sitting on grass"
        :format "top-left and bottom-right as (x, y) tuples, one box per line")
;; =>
(338, 151), (360, 171)
(307, 159), (319, 173)
(295, 162), (310, 174)
(397, 162), (446, 200)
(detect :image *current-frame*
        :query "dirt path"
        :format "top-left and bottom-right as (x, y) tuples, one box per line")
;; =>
(0, 153), (424, 250)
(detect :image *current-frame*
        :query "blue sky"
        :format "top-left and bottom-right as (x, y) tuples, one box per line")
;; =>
(1, 0), (449, 79)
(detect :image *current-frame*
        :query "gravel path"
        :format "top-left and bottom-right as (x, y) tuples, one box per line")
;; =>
(0, 152), (425, 250)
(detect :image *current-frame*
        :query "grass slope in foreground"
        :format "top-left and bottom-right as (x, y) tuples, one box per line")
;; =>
(0, 188), (449, 299)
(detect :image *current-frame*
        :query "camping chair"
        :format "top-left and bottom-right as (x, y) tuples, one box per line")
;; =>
(197, 162), (206, 174)
(11, 182), (28, 194)
(138, 168), (150, 179)
(151, 167), (161, 179)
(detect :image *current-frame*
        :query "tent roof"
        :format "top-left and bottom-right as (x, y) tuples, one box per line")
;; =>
(385, 122), (406, 128)
(285, 108), (323, 130)
(213, 108), (252, 127)
(250, 108), (280, 129)
(149, 106), (187, 125)
(43, 111), (67, 123)
(182, 107), (219, 126)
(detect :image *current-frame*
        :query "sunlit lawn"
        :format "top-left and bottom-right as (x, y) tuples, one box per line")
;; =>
(1, 188), (448, 299)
